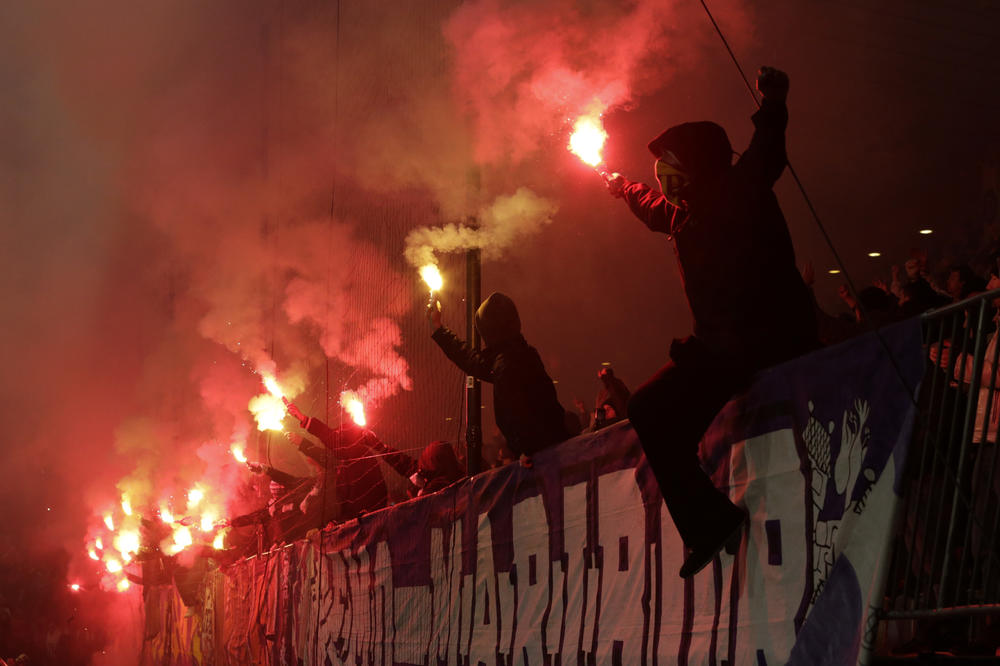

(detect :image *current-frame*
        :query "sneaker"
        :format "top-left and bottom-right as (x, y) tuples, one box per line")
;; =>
(678, 504), (746, 578)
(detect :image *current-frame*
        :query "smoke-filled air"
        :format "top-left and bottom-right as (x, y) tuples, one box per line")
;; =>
(8, 0), (996, 662)
(0, 0), (757, 660)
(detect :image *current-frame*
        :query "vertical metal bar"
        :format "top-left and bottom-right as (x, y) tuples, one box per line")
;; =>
(982, 445), (1000, 600)
(903, 316), (945, 608)
(957, 306), (995, 606)
(939, 299), (988, 607)
(975, 321), (1000, 599)
(918, 313), (960, 607)
(465, 248), (482, 476)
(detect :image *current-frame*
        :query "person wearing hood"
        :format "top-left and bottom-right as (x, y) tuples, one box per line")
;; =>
(375, 439), (465, 497)
(605, 66), (819, 578)
(285, 402), (391, 521)
(429, 292), (570, 458)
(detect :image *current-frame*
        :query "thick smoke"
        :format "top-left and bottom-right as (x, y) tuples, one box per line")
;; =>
(0, 0), (764, 662)
(444, 0), (754, 164)
(404, 187), (560, 268)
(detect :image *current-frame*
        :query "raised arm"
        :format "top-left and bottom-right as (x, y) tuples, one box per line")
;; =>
(431, 325), (496, 382)
(739, 66), (789, 187)
(368, 437), (419, 481)
(606, 172), (679, 235)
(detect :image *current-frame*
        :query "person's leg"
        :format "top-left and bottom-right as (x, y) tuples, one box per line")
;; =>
(627, 339), (749, 576)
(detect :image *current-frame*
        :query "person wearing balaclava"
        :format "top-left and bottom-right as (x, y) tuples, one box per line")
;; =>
(605, 66), (819, 578)
(428, 292), (570, 458)
(361, 437), (465, 498)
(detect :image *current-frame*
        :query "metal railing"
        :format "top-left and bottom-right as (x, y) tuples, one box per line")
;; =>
(882, 288), (1000, 622)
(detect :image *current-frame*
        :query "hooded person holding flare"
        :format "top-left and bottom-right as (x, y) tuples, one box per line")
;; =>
(605, 66), (818, 578)
(428, 292), (569, 459)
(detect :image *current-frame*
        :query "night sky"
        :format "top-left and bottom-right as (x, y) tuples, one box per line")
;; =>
(1, 1), (998, 662)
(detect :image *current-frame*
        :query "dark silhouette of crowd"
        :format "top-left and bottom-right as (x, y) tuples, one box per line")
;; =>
(803, 249), (1000, 347)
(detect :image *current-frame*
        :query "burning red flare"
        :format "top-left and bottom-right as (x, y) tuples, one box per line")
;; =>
(231, 443), (248, 464)
(341, 392), (367, 427)
(262, 374), (285, 400)
(420, 264), (443, 292)
(569, 111), (608, 168)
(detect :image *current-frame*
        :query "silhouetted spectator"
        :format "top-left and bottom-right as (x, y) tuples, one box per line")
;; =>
(596, 366), (630, 421)
(946, 264), (987, 303)
(428, 292), (570, 458)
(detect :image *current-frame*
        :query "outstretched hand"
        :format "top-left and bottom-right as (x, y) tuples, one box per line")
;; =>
(604, 172), (625, 198)
(756, 66), (789, 102)
(286, 402), (308, 427)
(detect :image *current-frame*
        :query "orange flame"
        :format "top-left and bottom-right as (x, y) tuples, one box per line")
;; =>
(169, 526), (193, 554)
(121, 497), (132, 516)
(116, 579), (130, 592)
(114, 530), (140, 558)
(249, 394), (286, 432)
(212, 530), (227, 550)
(70, 583), (81, 592)
(95, 537), (103, 550)
(341, 392), (367, 427)
(231, 443), (248, 464)
(420, 264), (443, 292)
(88, 549), (98, 561)
(103, 514), (114, 531)
(105, 558), (123, 574)
(262, 374), (285, 400)
(159, 506), (174, 523)
(569, 111), (608, 168)
(200, 512), (216, 532)
(187, 487), (204, 509)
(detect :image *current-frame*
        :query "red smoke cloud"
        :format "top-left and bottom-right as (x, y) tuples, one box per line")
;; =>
(444, 0), (754, 165)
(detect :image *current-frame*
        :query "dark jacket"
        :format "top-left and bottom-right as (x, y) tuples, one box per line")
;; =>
(229, 469), (313, 546)
(432, 293), (569, 456)
(303, 419), (388, 520)
(621, 97), (818, 369)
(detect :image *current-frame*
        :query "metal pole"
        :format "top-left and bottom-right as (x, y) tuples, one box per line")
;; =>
(466, 248), (482, 475)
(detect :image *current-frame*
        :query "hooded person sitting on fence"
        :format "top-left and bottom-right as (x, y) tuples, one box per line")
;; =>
(604, 66), (819, 578)
(428, 292), (570, 459)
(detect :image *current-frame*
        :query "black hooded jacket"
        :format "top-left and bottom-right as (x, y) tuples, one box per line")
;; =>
(621, 97), (817, 368)
(432, 293), (569, 456)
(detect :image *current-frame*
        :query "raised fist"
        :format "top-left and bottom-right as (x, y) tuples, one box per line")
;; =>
(756, 66), (789, 102)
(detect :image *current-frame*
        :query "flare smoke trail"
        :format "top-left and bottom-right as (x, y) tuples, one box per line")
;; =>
(404, 187), (560, 269)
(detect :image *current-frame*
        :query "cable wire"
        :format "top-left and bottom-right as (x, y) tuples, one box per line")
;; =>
(698, 0), (920, 405)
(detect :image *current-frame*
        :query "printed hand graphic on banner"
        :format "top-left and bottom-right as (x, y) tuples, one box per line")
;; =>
(834, 398), (870, 496)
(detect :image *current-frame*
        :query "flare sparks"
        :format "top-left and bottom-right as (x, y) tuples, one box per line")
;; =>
(568, 110), (608, 169)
